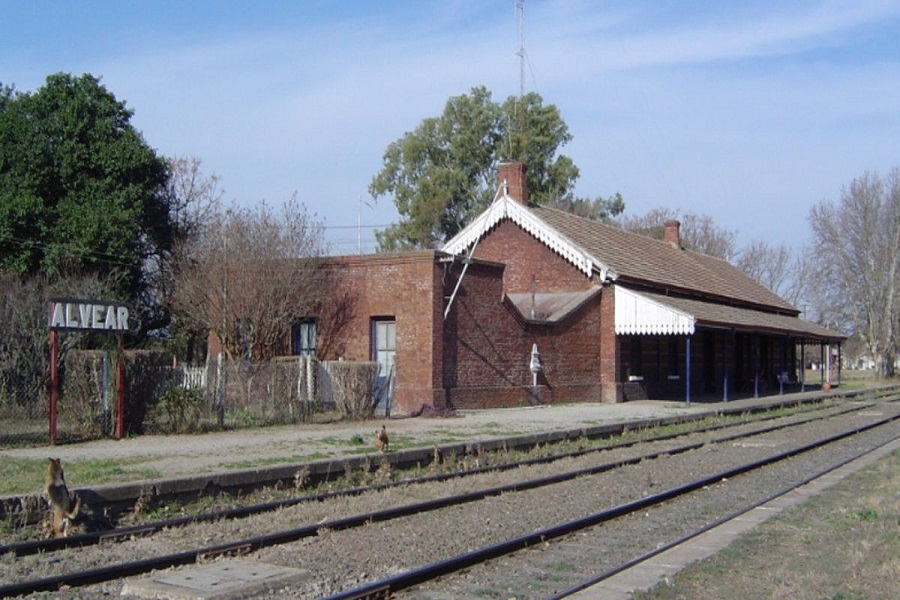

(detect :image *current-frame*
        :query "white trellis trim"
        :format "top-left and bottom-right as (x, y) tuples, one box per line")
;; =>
(615, 286), (696, 335)
(442, 188), (613, 280)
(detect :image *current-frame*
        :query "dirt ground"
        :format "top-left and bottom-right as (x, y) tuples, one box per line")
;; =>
(1, 400), (704, 481)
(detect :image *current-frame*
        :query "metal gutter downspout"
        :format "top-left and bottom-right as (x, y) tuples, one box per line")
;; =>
(443, 238), (480, 321)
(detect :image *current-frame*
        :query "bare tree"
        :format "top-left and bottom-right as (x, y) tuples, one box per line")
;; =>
(171, 196), (332, 361)
(165, 157), (223, 242)
(619, 207), (737, 260)
(735, 239), (812, 307)
(155, 158), (225, 362)
(809, 169), (900, 378)
(0, 271), (116, 415)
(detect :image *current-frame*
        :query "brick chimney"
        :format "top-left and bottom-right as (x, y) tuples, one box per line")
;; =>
(498, 161), (528, 204)
(664, 220), (681, 249)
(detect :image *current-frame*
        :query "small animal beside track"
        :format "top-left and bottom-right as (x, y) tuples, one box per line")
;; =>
(44, 457), (81, 538)
(375, 425), (389, 452)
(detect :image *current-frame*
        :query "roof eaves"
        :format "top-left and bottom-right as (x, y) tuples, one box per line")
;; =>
(442, 190), (616, 281)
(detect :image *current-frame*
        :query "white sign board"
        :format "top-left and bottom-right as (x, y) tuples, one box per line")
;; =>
(48, 298), (133, 332)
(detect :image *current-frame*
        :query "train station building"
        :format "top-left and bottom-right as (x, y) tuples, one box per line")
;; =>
(280, 162), (845, 414)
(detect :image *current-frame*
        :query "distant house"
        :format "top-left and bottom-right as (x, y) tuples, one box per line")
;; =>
(257, 162), (845, 414)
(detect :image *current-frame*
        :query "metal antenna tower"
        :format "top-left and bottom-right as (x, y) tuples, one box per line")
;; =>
(517, 0), (525, 101)
(514, 0), (526, 160)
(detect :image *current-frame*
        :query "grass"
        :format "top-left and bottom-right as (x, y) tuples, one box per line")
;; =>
(0, 457), (161, 495)
(633, 448), (900, 600)
(0, 397), (858, 496)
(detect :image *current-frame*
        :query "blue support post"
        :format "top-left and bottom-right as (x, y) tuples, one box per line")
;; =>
(800, 342), (806, 392)
(685, 335), (691, 407)
(723, 330), (731, 403)
(753, 333), (760, 399)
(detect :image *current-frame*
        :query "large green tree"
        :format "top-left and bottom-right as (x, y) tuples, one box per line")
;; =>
(0, 73), (173, 330)
(370, 86), (581, 250)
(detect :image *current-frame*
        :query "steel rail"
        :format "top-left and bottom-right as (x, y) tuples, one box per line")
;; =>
(1, 409), (895, 598)
(547, 432), (900, 599)
(1, 395), (861, 558)
(321, 412), (900, 600)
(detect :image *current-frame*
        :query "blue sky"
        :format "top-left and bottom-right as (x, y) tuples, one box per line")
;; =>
(2, 1), (899, 254)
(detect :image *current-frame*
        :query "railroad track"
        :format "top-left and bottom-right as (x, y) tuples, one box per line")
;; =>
(0, 394), (869, 556)
(341, 406), (900, 599)
(1, 395), (897, 597)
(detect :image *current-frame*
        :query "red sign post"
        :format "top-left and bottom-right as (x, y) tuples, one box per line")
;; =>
(49, 330), (59, 446)
(47, 298), (135, 445)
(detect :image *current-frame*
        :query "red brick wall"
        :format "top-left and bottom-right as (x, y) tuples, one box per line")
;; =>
(317, 253), (444, 414)
(211, 221), (623, 409)
(442, 253), (606, 409)
(472, 220), (592, 293)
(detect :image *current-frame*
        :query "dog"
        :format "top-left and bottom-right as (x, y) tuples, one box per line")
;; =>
(44, 458), (81, 538)
(374, 424), (389, 453)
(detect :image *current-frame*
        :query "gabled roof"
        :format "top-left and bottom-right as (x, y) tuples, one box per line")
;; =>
(440, 179), (847, 340)
(443, 187), (616, 281)
(444, 189), (797, 314)
(530, 205), (798, 313)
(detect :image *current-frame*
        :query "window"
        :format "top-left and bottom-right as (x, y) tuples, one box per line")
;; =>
(291, 319), (317, 357)
(371, 318), (396, 413)
(371, 319), (396, 375)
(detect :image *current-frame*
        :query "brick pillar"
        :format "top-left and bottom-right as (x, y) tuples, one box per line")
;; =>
(599, 284), (621, 402)
(498, 161), (528, 204)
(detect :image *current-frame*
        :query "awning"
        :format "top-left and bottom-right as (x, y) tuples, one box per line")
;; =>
(615, 286), (695, 335)
(615, 286), (845, 341)
(506, 287), (602, 324)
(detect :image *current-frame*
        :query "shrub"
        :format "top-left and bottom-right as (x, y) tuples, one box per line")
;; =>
(326, 361), (379, 419)
(152, 387), (203, 434)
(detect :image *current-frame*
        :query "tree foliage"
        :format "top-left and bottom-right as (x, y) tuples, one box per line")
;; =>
(809, 169), (900, 378)
(370, 86), (580, 250)
(0, 73), (174, 331)
(619, 207), (738, 261)
(550, 192), (625, 223)
(171, 197), (332, 361)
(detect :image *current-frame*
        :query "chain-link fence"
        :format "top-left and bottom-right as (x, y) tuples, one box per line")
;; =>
(0, 353), (394, 449)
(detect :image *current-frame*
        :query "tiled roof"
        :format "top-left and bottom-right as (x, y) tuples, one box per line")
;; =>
(442, 191), (843, 338)
(638, 290), (844, 340)
(530, 205), (798, 313)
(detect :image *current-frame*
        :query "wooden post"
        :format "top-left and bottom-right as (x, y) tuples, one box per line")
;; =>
(49, 330), (59, 446)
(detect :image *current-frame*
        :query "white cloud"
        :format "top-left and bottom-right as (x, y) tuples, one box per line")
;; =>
(4, 0), (898, 253)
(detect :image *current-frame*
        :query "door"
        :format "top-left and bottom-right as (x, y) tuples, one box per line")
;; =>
(371, 318), (396, 415)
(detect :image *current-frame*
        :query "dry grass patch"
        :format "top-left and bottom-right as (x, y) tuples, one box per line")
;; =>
(635, 448), (900, 600)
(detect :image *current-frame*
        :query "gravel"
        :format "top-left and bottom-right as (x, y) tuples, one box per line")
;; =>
(3, 400), (896, 599)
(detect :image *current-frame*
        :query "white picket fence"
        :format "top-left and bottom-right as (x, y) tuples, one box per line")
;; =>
(176, 366), (208, 390)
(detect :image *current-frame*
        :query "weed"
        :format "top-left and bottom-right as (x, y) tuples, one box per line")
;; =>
(849, 508), (878, 522)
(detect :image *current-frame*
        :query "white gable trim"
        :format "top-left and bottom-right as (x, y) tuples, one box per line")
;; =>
(615, 286), (696, 335)
(442, 188), (613, 280)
